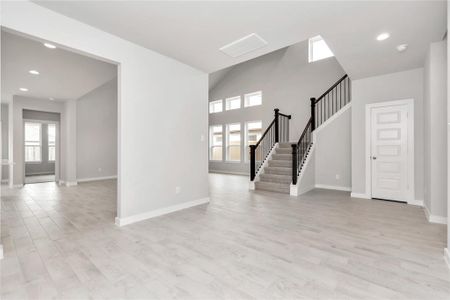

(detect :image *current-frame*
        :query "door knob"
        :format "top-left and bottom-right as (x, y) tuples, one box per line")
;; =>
(372, 156), (377, 160)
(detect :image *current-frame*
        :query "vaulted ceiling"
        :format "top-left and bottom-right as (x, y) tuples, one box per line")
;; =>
(33, 1), (446, 79)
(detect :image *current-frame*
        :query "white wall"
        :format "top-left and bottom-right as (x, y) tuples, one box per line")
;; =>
(314, 106), (351, 190)
(1, 1), (208, 222)
(208, 41), (345, 174)
(351, 68), (424, 201)
(424, 40), (447, 219)
(77, 78), (117, 180)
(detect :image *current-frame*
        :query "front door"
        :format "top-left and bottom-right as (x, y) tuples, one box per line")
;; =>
(370, 104), (410, 202)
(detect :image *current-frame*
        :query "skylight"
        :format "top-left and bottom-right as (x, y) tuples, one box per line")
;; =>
(308, 35), (334, 63)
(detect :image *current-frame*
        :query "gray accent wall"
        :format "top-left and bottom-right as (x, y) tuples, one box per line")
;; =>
(351, 68), (424, 202)
(424, 40), (447, 218)
(208, 40), (345, 175)
(76, 78), (117, 180)
(315, 106), (351, 189)
(23, 109), (60, 176)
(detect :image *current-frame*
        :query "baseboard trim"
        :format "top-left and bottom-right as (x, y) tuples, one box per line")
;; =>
(350, 192), (371, 199)
(115, 197), (210, 227)
(77, 175), (117, 183)
(65, 181), (78, 187)
(445, 248), (450, 270)
(424, 205), (447, 224)
(209, 170), (248, 176)
(407, 199), (424, 207)
(12, 184), (23, 189)
(315, 184), (351, 192)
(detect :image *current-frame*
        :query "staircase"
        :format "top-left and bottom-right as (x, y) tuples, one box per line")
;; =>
(250, 74), (351, 195)
(255, 143), (293, 193)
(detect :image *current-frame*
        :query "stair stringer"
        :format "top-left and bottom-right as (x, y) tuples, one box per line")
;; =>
(249, 142), (279, 190)
(290, 144), (315, 196)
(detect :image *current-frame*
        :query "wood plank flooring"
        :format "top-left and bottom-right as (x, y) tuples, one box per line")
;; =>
(1, 174), (449, 299)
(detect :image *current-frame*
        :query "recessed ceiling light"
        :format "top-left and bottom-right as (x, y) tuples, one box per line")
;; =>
(44, 43), (56, 49)
(376, 33), (390, 41)
(19, 88), (29, 92)
(49, 97), (55, 101)
(396, 44), (408, 52)
(29, 70), (40, 75)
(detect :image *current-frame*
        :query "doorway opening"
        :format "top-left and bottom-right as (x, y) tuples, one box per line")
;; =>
(23, 110), (60, 184)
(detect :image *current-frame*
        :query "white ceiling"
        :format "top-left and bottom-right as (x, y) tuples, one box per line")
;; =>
(1, 30), (117, 103)
(33, 1), (446, 79)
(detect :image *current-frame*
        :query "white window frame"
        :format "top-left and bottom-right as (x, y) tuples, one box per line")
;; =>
(24, 122), (42, 163)
(245, 120), (263, 162)
(209, 125), (223, 161)
(209, 99), (223, 114)
(308, 35), (334, 63)
(48, 123), (56, 162)
(226, 123), (242, 162)
(225, 96), (241, 111)
(244, 91), (262, 108)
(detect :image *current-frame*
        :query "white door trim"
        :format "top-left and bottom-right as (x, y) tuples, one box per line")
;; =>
(365, 99), (415, 203)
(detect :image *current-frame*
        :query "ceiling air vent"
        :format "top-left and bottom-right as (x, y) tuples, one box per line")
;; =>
(219, 33), (268, 58)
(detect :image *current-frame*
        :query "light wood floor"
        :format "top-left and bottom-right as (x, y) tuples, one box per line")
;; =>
(1, 174), (449, 299)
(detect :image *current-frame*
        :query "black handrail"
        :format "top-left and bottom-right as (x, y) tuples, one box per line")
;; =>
(250, 108), (291, 181)
(292, 74), (351, 185)
(316, 74), (348, 103)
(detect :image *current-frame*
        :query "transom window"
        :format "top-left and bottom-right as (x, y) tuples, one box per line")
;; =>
(209, 99), (223, 114)
(48, 124), (56, 162)
(209, 125), (223, 161)
(309, 35), (334, 63)
(24, 122), (42, 163)
(225, 96), (241, 111)
(244, 91), (262, 107)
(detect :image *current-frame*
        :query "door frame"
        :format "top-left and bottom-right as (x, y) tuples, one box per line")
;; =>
(22, 119), (60, 184)
(365, 98), (415, 203)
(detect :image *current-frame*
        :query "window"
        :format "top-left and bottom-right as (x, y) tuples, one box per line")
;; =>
(245, 121), (262, 161)
(225, 96), (241, 110)
(308, 35), (334, 63)
(244, 91), (262, 107)
(226, 123), (241, 161)
(209, 125), (223, 161)
(209, 100), (223, 114)
(24, 122), (42, 162)
(48, 124), (56, 162)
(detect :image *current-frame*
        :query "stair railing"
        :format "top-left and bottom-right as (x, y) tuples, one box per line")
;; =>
(292, 74), (351, 185)
(250, 108), (291, 181)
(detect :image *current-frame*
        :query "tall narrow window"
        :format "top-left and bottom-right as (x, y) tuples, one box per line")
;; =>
(244, 91), (262, 107)
(226, 123), (241, 161)
(24, 122), (42, 162)
(209, 125), (223, 161)
(308, 35), (334, 63)
(209, 100), (223, 114)
(245, 121), (262, 161)
(225, 96), (241, 110)
(48, 124), (56, 162)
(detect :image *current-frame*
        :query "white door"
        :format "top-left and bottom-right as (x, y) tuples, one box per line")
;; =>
(370, 104), (410, 202)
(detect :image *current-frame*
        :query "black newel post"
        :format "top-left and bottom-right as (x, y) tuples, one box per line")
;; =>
(292, 144), (298, 185)
(274, 108), (280, 143)
(250, 145), (256, 181)
(310, 97), (316, 131)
